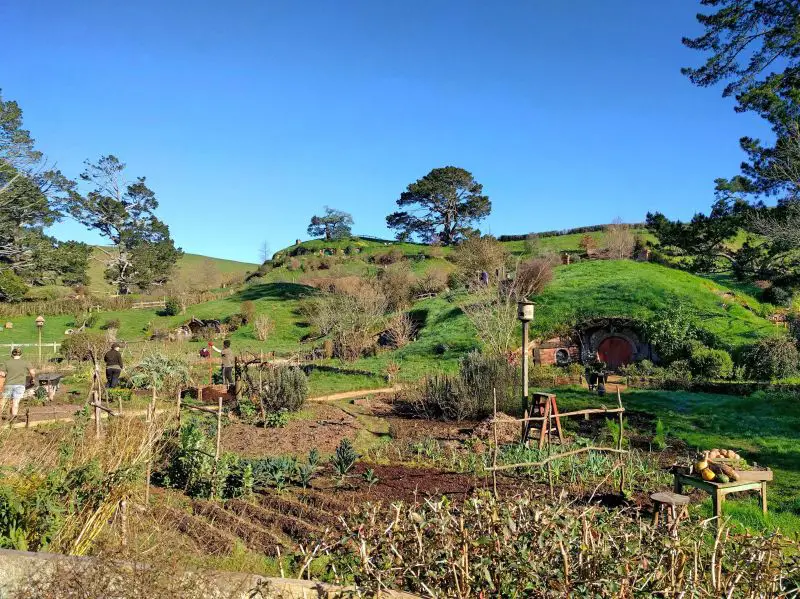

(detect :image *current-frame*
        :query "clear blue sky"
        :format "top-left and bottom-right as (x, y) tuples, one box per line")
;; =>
(3, 0), (770, 263)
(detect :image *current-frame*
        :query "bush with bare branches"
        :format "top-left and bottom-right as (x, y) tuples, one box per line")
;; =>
(513, 257), (554, 298)
(253, 314), (274, 341)
(383, 312), (415, 349)
(449, 235), (507, 283)
(378, 262), (415, 311)
(604, 218), (635, 259)
(308, 280), (387, 360)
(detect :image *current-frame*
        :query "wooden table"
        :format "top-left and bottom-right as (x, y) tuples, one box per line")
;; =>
(673, 470), (771, 519)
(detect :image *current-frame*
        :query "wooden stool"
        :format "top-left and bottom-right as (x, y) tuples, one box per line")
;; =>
(651, 491), (689, 537)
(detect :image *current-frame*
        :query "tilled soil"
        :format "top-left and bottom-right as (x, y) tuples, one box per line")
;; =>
(221, 403), (359, 457)
(225, 498), (322, 542)
(192, 500), (287, 555)
(161, 506), (238, 556)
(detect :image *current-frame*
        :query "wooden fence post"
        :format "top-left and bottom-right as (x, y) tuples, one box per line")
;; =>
(177, 388), (182, 427)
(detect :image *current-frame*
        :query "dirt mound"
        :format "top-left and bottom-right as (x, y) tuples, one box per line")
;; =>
(472, 412), (520, 444)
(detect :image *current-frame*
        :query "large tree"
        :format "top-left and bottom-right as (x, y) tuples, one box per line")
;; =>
(387, 166), (491, 245)
(683, 1), (800, 197)
(0, 90), (90, 291)
(307, 207), (353, 241)
(69, 155), (182, 294)
(669, 1), (800, 289)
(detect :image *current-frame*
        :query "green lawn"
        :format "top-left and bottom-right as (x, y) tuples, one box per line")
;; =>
(550, 387), (800, 535)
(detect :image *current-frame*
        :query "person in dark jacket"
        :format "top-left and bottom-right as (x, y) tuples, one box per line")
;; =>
(104, 343), (123, 388)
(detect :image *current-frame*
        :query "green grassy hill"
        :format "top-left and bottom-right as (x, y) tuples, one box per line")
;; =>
(87, 247), (258, 295)
(531, 260), (776, 348)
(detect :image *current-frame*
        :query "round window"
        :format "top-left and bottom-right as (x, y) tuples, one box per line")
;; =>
(555, 348), (571, 366)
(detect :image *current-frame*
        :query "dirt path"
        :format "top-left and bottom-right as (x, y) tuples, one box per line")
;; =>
(6, 404), (163, 429)
(5, 385), (402, 429)
(307, 385), (403, 402)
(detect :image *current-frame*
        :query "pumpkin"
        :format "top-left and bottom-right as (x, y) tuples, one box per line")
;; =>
(695, 460), (709, 472)
(701, 468), (716, 481)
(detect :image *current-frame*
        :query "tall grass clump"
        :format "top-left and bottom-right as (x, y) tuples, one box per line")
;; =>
(0, 410), (168, 556)
(323, 493), (799, 597)
(407, 351), (518, 420)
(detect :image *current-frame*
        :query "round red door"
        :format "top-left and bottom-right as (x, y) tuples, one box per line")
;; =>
(597, 337), (634, 369)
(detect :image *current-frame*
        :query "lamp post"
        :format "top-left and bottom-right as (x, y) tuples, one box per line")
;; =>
(517, 301), (534, 437)
(35, 316), (45, 364)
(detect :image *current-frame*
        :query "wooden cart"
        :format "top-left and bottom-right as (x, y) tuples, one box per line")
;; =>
(673, 468), (772, 519)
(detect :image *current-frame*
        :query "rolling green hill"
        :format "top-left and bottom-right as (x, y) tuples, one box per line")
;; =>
(87, 247), (258, 295)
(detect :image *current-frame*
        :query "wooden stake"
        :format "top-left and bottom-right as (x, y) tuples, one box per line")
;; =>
(120, 500), (128, 546)
(216, 396), (222, 464)
(492, 388), (498, 499)
(177, 388), (182, 426)
(94, 389), (101, 439)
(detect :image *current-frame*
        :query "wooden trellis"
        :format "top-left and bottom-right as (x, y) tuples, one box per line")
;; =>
(486, 387), (628, 498)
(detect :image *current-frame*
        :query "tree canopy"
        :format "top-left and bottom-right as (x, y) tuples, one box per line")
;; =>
(69, 155), (182, 294)
(386, 166), (491, 245)
(307, 207), (353, 241)
(661, 1), (800, 295)
(0, 90), (90, 296)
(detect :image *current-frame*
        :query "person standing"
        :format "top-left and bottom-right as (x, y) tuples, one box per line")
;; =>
(0, 348), (35, 421)
(104, 343), (123, 388)
(211, 339), (234, 387)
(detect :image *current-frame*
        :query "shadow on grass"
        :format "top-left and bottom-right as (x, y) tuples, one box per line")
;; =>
(234, 282), (315, 301)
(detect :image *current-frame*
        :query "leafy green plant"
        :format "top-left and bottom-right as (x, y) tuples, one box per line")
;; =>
(265, 409), (289, 428)
(236, 398), (258, 424)
(296, 463), (316, 489)
(307, 448), (320, 469)
(330, 439), (358, 479)
(652, 418), (667, 450)
(362, 468), (379, 488)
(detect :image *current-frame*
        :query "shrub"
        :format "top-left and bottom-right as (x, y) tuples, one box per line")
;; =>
(253, 314), (274, 341)
(383, 313), (415, 349)
(425, 245), (444, 259)
(162, 297), (181, 316)
(743, 336), (799, 380)
(240, 300), (256, 324)
(265, 408), (289, 428)
(410, 351), (518, 421)
(513, 257), (553, 297)
(373, 248), (404, 265)
(308, 282), (387, 361)
(379, 263), (415, 311)
(258, 365), (308, 413)
(689, 347), (733, 379)
(762, 285), (793, 306)
(99, 318), (121, 331)
(224, 313), (245, 331)
(413, 267), (449, 296)
(0, 270), (28, 302)
(449, 236), (507, 282)
(60, 331), (106, 361)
